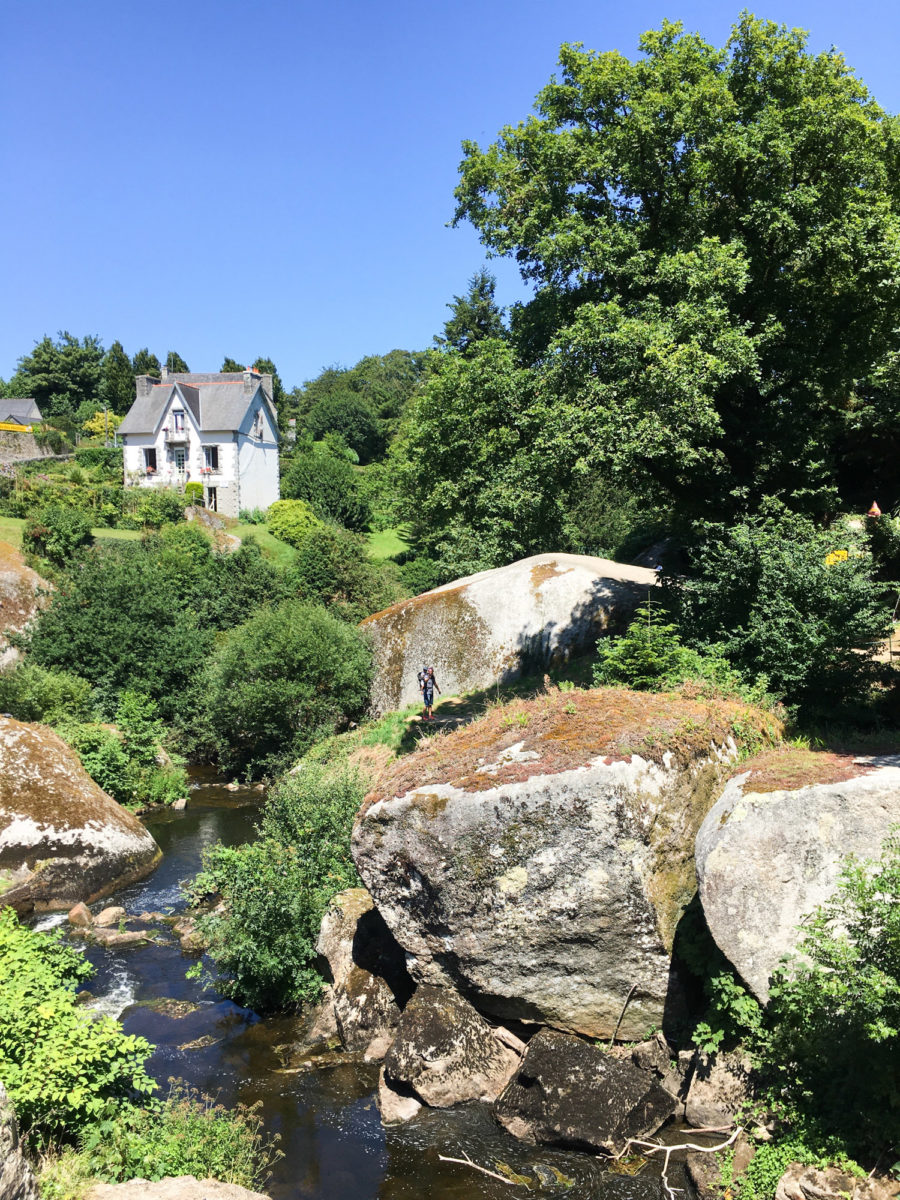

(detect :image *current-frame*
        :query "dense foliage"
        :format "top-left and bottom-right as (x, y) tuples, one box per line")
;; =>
(288, 523), (399, 622)
(671, 503), (891, 715)
(281, 445), (371, 531)
(0, 909), (155, 1134)
(393, 14), (900, 573)
(200, 598), (374, 776)
(23, 504), (93, 565)
(191, 765), (365, 1010)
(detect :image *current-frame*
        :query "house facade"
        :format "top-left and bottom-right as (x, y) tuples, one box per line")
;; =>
(118, 368), (279, 516)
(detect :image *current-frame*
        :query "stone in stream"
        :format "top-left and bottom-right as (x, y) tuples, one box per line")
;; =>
(695, 758), (900, 1002)
(94, 905), (127, 927)
(0, 717), (161, 914)
(0, 1081), (39, 1200)
(90, 928), (147, 948)
(381, 985), (522, 1116)
(494, 1028), (678, 1154)
(361, 552), (656, 714)
(315, 887), (414, 1061)
(68, 900), (93, 927)
(352, 688), (765, 1040)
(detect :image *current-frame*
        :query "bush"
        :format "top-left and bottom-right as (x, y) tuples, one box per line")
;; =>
(37, 1085), (280, 1196)
(135, 488), (186, 529)
(397, 554), (447, 595)
(288, 523), (399, 621)
(765, 833), (900, 1155)
(74, 446), (123, 473)
(673, 501), (891, 715)
(23, 504), (93, 565)
(238, 507), (267, 524)
(0, 663), (95, 724)
(266, 498), (320, 549)
(200, 599), (374, 776)
(281, 448), (371, 530)
(593, 602), (753, 695)
(191, 765), (365, 1010)
(184, 481), (203, 505)
(59, 692), (187, 809)
(0, 909), (155, 1135)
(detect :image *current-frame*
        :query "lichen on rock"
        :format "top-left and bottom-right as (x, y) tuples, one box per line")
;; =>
(0, 716), (161, 913)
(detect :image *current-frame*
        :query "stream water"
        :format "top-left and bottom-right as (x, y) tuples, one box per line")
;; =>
(53, 771), (681, 1200)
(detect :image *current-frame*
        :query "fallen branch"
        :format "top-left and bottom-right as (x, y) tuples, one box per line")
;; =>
(437, 1152), (517, 1185)
(620, 1127), (743, 1200)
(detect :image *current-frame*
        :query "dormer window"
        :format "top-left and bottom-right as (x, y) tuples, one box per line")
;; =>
(253, 412), (263, 440)
(173, 410), (185, 432)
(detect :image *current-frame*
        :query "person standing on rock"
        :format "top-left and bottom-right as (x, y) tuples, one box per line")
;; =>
(417, 665), (441, 721)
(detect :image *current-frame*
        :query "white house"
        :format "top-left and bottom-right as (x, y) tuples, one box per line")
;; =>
(118, 368), (280, 516)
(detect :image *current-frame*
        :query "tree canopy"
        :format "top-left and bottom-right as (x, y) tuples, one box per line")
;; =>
(7, 333), (105, 421)
(434, 267), (506, 354)
(398, 14), (900, 553)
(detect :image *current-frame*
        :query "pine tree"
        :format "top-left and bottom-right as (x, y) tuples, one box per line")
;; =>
(101, 341), (136, 415)
(435, 268), (505, 355)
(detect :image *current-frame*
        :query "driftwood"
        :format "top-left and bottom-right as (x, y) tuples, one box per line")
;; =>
(437, 1151), (516, 1185)
(620, 1127), (743, 1200)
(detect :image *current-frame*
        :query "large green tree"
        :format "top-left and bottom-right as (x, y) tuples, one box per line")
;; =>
(131, 348), (161, 377)
(8, 333), (105, 421)
(165, 350), (190, 373)
(100, 341), (136, 415)
(417, 15), (900, 530)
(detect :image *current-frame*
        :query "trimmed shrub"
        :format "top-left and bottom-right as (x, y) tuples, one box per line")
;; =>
(266, 498), (320, 549)
(184, 481), (203, 505)
(74, 446), (123, 472)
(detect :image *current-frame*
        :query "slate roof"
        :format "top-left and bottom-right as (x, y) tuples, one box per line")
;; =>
(118, 375), (276, 436)
(2, 398), (42, 424)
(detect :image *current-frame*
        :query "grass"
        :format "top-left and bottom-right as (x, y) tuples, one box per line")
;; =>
(0, 516), (23, 547)
(366, 525), (410, 560)
(0, 516), (142, 549)
(230, 522), (296, 567)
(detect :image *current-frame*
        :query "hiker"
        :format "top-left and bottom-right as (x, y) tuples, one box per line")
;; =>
(417, 665), (441, 721)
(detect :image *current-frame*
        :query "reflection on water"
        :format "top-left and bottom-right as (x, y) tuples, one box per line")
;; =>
(67, 777), (671, 1200)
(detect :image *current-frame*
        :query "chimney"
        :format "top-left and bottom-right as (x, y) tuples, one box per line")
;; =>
(160, 366), (168, 381)
(243, 368), (254, 393)
(135, 374), (156, 398)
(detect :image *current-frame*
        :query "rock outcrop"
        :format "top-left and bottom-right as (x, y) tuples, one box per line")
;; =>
(695, 759), (900, 1001)
(380, 985), (522, 1116)
(361, 553), (656, 714)
(0, 1081), (39, 1200)
(86, 1179), (271, 1200)
(0, 540), (49, 668)
(775, 1163), (900, 1200)
(494, 1029), (678, 1154)
(0, 717), (161, 913)
(353, 689), (770, 1040)
(315, 887), (414, 1061)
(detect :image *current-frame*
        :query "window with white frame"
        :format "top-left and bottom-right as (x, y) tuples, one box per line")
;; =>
(204, 445), (219, 471)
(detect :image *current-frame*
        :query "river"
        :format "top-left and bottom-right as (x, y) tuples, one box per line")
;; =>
(47, 772), (680, 1200)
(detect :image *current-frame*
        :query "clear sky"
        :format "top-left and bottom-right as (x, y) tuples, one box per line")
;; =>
(3, 0), (900, 391)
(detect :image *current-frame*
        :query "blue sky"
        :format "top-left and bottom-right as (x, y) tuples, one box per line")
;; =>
(3, 0), (900, 391)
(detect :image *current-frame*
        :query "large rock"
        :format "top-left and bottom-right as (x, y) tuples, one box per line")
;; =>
(0, 1081), (39, 1200)
(695, 760), (900, 1002)
(494, 1028), (678, 1154)
(361, 553), (656, 714)
(381, 985), (522, 1111)
(315, 887), (414, 1060)
(0, 540), (49, 668)
(684, 1049), (755, 1128)
(86, 1179), (270, 1200)
(0, 717), (161, 913)
(353, 689), (762, 1040)
(775, 1164), (900, 1200)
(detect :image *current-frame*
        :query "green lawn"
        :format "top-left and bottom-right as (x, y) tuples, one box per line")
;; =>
(0, 515), (142, 550)
(0, 517), (23, 548)
(367, 526), (410, 560)
(231, 523), (297, 567)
